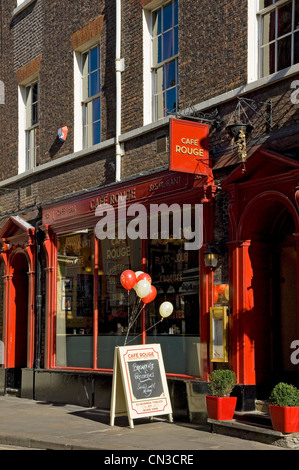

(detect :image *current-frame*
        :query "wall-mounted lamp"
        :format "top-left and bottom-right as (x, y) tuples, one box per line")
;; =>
(203, 245), (220, 270)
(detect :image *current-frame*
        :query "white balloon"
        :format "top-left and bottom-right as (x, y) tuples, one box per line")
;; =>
(135, 279), (151, 298)
(135, 271), (144, 278)
(159, 301), (173, 318)
(133, 271), (144, 291)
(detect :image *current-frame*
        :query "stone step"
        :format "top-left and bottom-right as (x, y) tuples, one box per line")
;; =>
(255, 399), (270, 413)
(6, 388), (21, 397)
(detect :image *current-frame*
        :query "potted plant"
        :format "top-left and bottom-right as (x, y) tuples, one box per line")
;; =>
(269, 382), (299, 433)
(206, 369), (237, 420)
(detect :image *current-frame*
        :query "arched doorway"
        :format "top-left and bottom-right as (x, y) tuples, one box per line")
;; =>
(239, 197), (298, 397)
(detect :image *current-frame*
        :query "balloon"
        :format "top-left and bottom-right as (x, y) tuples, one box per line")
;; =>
(135, 271), (144, 278)
(133, 271), (144, 290)
(120, 270), (136, 290)
(142, 285), (157, 304)
(135, 279), (151, 298)
(136, 272), (152, 284)
(159, 301), (173, 318)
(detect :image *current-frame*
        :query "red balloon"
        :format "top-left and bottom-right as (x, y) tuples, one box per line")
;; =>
(142, 285), (157, 304)
(120, 270), (136, 290)
(136, 272), (152, 284)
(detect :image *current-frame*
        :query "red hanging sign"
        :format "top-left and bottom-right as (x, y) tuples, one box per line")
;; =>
(169, 118), (210, 175)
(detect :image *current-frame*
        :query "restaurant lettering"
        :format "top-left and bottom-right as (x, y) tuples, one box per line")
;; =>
(175, 137), (204, 157)
(89, 188), (136, 210)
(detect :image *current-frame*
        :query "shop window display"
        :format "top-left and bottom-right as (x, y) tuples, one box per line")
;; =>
(56, 230), (94, 367)
(97, 236), (142, 369)
(146, 237), (200, 376)
(55, 207), (201, 377)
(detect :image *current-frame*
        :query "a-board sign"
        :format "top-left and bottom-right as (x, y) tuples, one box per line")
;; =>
(110, 344), (173, 428)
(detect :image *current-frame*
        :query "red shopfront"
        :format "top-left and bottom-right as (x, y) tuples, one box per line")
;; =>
(37, 169), (217, 393)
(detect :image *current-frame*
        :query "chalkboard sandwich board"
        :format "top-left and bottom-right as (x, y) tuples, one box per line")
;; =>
(110, 344), (173, 428)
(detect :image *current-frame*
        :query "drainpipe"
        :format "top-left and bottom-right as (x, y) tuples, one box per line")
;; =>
(115, 0), (124, 182)
(35, 216), (43, 371)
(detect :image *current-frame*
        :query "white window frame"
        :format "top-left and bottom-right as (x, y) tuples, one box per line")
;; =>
(143, 0), (179, 125)
(249, 0), (299, 82)
(74, 40), (101, 152)
(18, 75), (39, 174)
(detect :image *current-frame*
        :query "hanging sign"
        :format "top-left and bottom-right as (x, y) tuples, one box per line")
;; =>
(110, 344), (173, 428)
(169, 118), (210, 175)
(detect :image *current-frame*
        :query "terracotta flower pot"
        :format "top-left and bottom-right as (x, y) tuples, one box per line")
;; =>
(269, 405), (299, 433)
(206, 395), (237, 420)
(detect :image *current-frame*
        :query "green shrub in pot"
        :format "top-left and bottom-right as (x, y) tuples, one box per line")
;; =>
(208, 369), (237, 397)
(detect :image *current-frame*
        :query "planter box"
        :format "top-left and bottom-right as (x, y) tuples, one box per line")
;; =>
(206, 395), (237, 420)
(269, 405), (299, 433)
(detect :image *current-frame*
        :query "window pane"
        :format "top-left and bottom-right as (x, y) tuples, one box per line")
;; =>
(277, 35), (291, 69)
(295, 31), (299, 63)
(164, 60), (176, 89)
(154, 35), (162, 64)
(93, 97), (101, 121)
(89, 47), (99, 73)
(259, 0), (273, 9)
(154, 66), (163, 94)
(153, 9), (161, 36)
(155, 93), (164, 120)
(56, 231), (94, 368)
(32, 102), (38, 126)
(32, 83), (38, 104)
(174, 25), (178, 55)
(277, 2), (292, 38)
(163, 2), (173, 31)
(163, 29), (174, 60)
(261, 43), (276, 75)
(166, 87), (177, 113)
(262, 11), (275, 44)
(174, 0), (178, 26)
(295, 0), (299, 30)
(89, 70), (100, 97)
(93, 121), (101, 145)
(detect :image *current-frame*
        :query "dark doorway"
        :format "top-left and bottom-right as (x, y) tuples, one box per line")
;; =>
(11, 253), (29, 372)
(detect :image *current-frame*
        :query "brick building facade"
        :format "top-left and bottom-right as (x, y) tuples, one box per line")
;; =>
(0, 0), (298, 422)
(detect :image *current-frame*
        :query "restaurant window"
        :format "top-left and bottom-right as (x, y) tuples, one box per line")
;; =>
(258, 0), (299, 77)
(55, 206), (200, 377)
(97, 236), (142, 369)
(145, 210), (200, 377)
(56, 230), (94, 368)
(152, 0), (179, 120)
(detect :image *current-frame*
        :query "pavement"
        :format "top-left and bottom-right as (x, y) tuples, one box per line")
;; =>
(0, 395), (289, 453)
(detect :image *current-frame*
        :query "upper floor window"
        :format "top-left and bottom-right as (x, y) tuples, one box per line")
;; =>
(25, 81), (39, 170)
(258, 0), (299, 77)
(152, 0), (179, 120)
(81, 45), (101, 148)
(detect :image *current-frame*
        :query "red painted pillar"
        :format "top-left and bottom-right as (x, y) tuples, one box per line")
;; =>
(229, 240), (256, 385)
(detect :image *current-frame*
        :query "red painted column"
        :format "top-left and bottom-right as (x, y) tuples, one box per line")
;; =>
(43, 226), (57, 369)
(229, 240), (256, 385)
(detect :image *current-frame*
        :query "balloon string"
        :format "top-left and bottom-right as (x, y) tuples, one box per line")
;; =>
(124, 302), (144, 346)
(125, 318), (164, 346)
